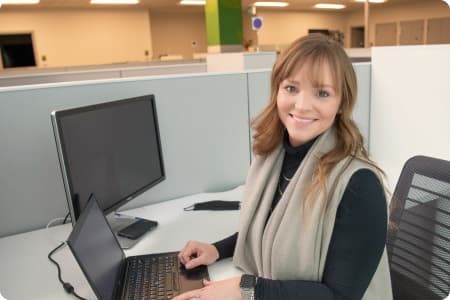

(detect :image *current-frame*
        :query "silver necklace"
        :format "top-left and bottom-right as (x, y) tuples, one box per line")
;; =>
(277, 172), (293, 196)
(282, 173), (292, 182)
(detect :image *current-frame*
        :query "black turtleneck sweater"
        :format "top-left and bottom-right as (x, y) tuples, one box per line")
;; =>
(213, 134), (387, 300)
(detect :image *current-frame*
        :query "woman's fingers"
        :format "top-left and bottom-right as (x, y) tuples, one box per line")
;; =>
(203, 279), (212, 286)
(178, 240), (198, 265)
(178, 240), (219, 268)
(185, 257), (200, 269)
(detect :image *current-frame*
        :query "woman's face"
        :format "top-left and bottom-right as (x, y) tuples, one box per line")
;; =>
(277, 62), (342, 147)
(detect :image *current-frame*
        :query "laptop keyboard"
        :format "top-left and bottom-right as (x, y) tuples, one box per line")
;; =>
(125, 253), (181, 300)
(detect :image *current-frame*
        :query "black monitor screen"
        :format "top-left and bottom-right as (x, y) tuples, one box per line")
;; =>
(51, 95), (165, 221)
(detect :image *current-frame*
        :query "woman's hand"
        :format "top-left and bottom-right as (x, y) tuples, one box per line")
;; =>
(172, 277), (242, 300)
(178, 240), (220, 269)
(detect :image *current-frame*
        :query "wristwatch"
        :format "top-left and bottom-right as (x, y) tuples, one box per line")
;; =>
(239, 274), (258, 300)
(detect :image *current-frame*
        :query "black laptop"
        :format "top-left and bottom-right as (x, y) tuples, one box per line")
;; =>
(67, 196), (209, 300)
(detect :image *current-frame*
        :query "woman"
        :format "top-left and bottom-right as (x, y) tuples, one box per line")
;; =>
(173, 33), (392, 300)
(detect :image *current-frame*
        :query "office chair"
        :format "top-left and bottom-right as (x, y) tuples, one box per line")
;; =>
(386, 155), (450, 300)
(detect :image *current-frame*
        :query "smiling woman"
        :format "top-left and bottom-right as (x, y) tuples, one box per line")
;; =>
(174, 33), (393, 300)
(276, 61), (341, 147)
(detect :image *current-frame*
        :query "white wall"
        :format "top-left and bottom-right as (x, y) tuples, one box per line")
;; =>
(370, 44), (450, 189)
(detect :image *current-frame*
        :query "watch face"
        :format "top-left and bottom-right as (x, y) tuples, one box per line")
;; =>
(240, 274), (257, 288)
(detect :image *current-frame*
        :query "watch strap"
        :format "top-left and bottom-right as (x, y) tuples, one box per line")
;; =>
(240, 274), (257, 300)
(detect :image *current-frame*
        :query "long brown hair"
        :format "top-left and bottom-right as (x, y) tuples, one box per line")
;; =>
(252, 33), (383, 202)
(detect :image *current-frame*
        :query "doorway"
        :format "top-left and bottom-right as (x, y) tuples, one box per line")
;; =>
(0, 33), (36, 68)
(351, 26), (365, 48)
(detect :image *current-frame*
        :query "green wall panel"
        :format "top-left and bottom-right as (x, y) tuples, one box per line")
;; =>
(205, 0), (242, 46)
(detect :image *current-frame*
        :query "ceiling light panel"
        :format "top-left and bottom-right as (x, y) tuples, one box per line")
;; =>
(253, 2), (289, 7)
(314, 3), (346, 9)
(1, 0), (40, 4)
(90, 0), (139, 4)
(354, 0), (387, 3)
(179, 0), (206, 5)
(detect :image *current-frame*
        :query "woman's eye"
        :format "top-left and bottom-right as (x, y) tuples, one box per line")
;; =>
(318, 90), (330, 98)
(284, 85), (298, 94)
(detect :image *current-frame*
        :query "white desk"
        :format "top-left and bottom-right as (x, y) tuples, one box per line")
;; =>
(0, 186), (244, 300)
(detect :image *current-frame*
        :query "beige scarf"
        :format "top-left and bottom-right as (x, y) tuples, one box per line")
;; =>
(233, 127), (392, 299)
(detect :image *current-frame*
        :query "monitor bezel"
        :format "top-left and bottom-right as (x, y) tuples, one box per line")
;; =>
(51, 94), (165, 224)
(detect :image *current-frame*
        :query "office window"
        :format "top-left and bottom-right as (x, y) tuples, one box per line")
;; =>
(351, 26), (365, 48)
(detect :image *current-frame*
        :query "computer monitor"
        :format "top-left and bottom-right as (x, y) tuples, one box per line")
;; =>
(51, 94), (165, 247)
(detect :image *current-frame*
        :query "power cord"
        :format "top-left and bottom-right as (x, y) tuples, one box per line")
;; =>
(47, 240), (88, 300)
(63, 212), (71, 224)
(46, 212), (71, 229)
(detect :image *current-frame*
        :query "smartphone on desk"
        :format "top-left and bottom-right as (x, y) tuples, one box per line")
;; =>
(117, 219), (158, 240)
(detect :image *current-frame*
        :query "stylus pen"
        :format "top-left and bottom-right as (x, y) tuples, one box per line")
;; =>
(114, 212), (144, 220)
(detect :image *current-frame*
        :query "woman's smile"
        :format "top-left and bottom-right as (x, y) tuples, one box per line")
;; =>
(289, 114), (316, 125)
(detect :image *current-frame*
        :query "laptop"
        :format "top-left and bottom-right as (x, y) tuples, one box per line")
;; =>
(67, 196), (209, 300)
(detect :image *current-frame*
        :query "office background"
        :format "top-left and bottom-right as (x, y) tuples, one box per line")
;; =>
(0, 0), (449, 68)
(0, 1), (450, 240)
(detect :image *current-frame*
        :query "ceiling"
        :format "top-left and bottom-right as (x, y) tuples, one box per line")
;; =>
(0, 0), (424, 12)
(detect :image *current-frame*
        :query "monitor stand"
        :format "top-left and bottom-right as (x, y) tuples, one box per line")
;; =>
(106, 214), (142, 249)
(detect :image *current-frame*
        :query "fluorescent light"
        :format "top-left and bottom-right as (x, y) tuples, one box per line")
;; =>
(314, 3), (346, 9)
(253, 2), (289, 7)
(90, 0), (139, 4)
(1, 0), (39, 4)
(354, 0), (387, 3)
(179, 0), (206, 5)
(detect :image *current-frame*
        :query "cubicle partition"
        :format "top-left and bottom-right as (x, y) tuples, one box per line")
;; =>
(0, 73), (249, 237)
(370, 44), (450, 189)
(0, 62), (207, 87)
(0, 64), (371, 238)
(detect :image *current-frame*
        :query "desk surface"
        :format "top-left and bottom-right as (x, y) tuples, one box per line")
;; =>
(0, 186), (244, 300)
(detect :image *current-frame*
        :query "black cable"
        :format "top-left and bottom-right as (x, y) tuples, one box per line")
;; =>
(62, 212), (70, 224)
(48, 241), (88, 300)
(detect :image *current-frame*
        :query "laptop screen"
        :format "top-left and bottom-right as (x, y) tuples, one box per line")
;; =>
(68, 197), (125, 300)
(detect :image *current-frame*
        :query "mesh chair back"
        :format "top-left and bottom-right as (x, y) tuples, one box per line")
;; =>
(387, 155), (450, 300)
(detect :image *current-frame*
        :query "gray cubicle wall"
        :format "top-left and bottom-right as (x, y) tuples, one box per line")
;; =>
(247, 70), (271, 161)
(353, 63), (371, 147)
(0, 62), (371, 237)
(0, 63), (207, 87)
(0, 73), (249, 237)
